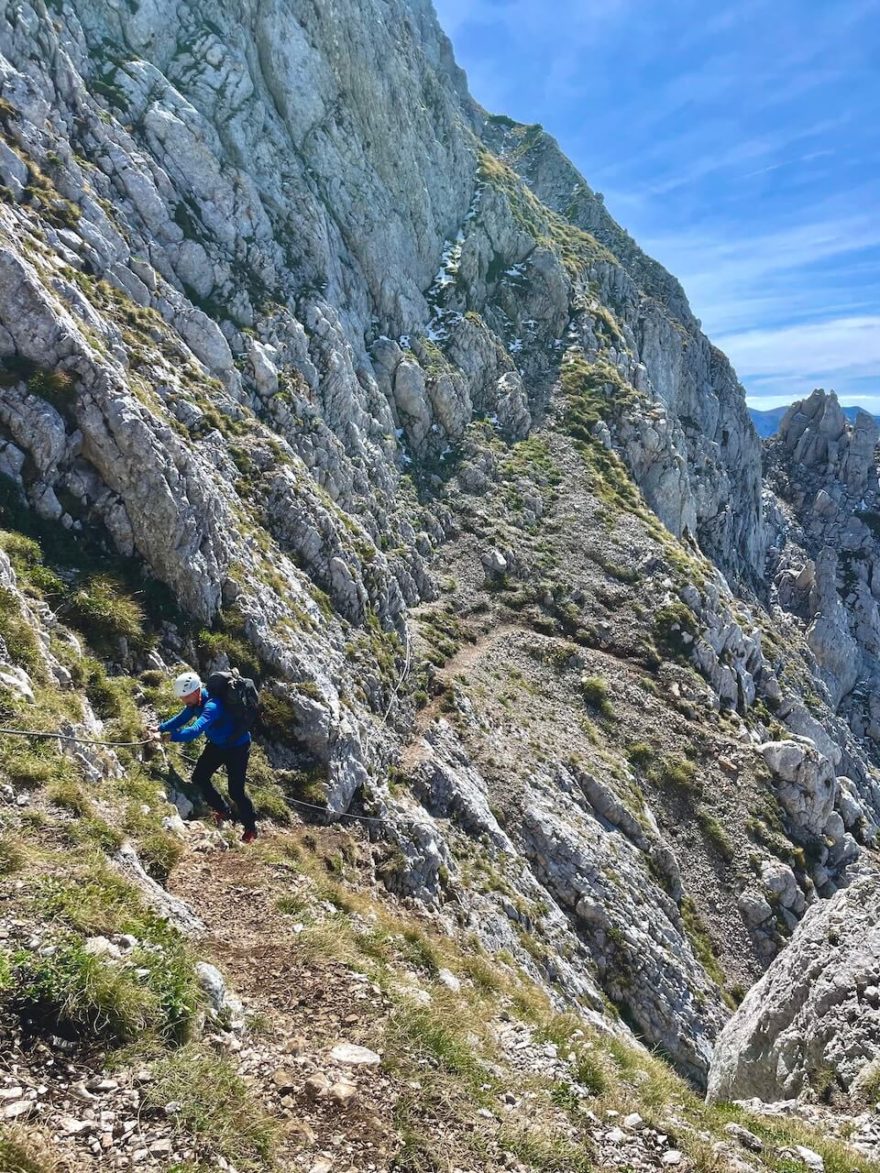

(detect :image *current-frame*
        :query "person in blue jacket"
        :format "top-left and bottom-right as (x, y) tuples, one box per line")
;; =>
(155, 669), (257, 843)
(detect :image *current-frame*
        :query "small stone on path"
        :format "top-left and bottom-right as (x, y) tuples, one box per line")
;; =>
(329, 1043), (381, 1066)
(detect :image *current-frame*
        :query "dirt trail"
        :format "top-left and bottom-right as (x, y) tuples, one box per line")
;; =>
(169, 830), (403, 1172)
(402, 619), (526, 772)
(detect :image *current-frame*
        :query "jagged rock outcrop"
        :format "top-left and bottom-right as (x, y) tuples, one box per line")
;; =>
(766, 389), (880, 833)
(708, 873), (880, 1103)
(520, 774), (724, 1085)
(758, 738), (860, 895)
(403, 722), (722, 1082)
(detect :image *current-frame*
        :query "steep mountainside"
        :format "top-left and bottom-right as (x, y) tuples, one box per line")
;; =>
(0, 3), (879, 1171)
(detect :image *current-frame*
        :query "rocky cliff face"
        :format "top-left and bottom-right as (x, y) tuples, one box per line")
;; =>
(708, 874), (880, 1104)
(0, 2), (879, 1169)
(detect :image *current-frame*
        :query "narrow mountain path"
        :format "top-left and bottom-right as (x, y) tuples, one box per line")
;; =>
(168, 828), (404, 1172)
(404, 618), (524, 765)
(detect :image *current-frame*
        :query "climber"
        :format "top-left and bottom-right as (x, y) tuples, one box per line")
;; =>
(152, 669), (258, 844)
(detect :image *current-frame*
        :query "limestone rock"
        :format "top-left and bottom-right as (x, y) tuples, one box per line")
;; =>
(328, 1043), (381, 1067)
(708, 874), (880, 1102)
(114, 842), (203, 935)
(2, 0), (880, 1124)
(759, 740), (838, 844)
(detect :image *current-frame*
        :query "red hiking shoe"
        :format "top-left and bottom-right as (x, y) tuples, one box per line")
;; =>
(211, 810), (229, 828)
(241, 829), (257, 845)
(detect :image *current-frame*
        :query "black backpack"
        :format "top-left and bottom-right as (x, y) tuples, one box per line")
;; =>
(206, 670), (261, 738)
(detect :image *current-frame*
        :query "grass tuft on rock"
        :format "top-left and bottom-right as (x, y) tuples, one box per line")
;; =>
(0, 1124), (61, 1173)
(63, 574), (147, 654)
(0, 836), (25, 875)
(12, 938), (163, 1043)
(30, 861), (200, 1044)
(144, 1045), (278, 1171)
(0, 586), (45, 679)
(579, 674), (614, 719)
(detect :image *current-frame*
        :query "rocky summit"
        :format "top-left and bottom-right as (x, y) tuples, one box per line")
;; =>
(0, 2), (879, 1171)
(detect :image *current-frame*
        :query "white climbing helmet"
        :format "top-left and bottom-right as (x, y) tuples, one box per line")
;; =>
(173, 669), (202, 699)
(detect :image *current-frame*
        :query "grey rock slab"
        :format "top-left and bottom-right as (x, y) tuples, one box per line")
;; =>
(114, 842), (203, 934)
(328, 1043), (381, 1066)
(708, 873), (880, 1102)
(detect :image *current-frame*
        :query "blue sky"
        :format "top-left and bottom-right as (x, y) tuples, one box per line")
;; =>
(433, 0), (880, 410)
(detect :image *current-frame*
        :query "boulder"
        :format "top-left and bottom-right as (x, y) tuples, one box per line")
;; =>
(708, 873), (880, 1102)
(759, 740), (838, 843)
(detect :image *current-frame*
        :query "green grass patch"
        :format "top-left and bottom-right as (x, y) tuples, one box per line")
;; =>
(388, 1002), (491, 1097)
(478, 149), (612, 277)
(0, 836), (25, 875)
(651, 755), (700, 796)
(0, 1125), (61, 1173)
(0, 532), (64, 599)
(574, 1048), (608, 1095)
(34, 862), (199, 1043)
(46, 777), (90, 816)
(144, 1045), (278, 1171)
(499, 435), (563, 488)
(0, 475), (189, 650)
(0, 586), (45, 678)
(579, 674), (614, 719)
(497, 1124), (592, 1172)
(11, 938), (166, 1043)
(0, 696), (82, 791)
(696, 811), (735, 862)
(680, 896), (726, 989)
(626, 741), (655, 769)
(276, 892), (311, 918)
(132, 829), (184, 884)
(27, 368), (77, 417)
(196, 629), (262, 681)
(559, 350), (639, 438)
(229, 743), (290, 824)
(401, 926), (441, 975)
(62, 574), (147, 654)
(258, 690), (301, 743)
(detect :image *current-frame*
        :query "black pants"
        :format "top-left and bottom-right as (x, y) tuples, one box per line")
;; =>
(191, 741), (256, 833)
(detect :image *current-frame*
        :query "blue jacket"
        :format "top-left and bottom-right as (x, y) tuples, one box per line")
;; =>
(159, 688), (251, 749)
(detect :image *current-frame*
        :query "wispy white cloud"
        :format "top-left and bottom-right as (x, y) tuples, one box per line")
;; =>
(642, 206), (880, 333)
(718, 316), (880, 382)
(720, 316), (880, 408)
(638, 118), (845, 197)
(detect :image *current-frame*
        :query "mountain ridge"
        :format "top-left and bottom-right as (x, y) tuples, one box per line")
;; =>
(0, 2), (878, 1169)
